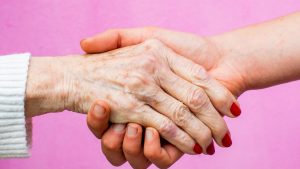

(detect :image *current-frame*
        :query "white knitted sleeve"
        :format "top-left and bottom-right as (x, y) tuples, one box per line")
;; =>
(0, 53), (32, 158)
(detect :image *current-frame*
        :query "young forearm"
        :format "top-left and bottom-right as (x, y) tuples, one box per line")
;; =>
(212, 11), (300, 90)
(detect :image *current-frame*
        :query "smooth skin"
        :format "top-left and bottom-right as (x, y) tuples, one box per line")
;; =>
(84, 11), (300, 169)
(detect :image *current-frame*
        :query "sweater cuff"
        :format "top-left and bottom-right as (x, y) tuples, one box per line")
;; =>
(0, 53), (32, 158)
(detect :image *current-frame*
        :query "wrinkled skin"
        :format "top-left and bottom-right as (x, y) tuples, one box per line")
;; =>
(62, 38), (238, 155)
(81, 27), (245, 169)
(25, 34), (240, 168)
(25, 37), (239, 156)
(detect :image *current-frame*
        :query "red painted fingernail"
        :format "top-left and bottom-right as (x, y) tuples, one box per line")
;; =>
(206, 142), (215, 155)
(193, 143), (202, 154)
(222, 132), (232, 147)
(230, 103), (241, 117)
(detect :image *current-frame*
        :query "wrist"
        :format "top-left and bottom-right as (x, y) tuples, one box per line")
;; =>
(25, 56), (70, 117)
(208, 33), (251, 95)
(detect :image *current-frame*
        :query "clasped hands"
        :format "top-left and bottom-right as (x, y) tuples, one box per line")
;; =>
(25, 28), (247, 168)
(64, 27), (243, 168)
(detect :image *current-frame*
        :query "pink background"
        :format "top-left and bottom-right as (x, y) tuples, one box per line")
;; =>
(1, 0), (300, 168)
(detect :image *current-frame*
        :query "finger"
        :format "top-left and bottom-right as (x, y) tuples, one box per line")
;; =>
(101, 124), (127, 166)
(80, 27), (198, 54)
(162, 48), (235, 147)
(87, 99), (111, 139)
(80, 27), (217, 70)
(144, 127), (183, 169)
(131, 105), (199, 155)
(157, 69), (224, 151)
(137, 81), (212, 152)
(102, 87), (200, 154)
(80, 27), (155, 54)
(162, 46), (241, 118)
(123, 123), (151, 169)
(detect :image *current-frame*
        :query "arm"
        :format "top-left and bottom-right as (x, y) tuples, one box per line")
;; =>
(211, 11), (300, 90)
(0, 54), (111, 158)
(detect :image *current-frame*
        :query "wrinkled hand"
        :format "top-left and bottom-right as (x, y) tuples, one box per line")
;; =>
(70, 39), (239, 155)
(81, 27), (246, 96)
(82, 27), (244, 168)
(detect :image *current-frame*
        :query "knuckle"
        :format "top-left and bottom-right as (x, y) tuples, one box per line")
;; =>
(128, 83), (160, 104)
(190, 65), (210, 85)
(172, 103), (190, 127)
(125, 73), (149, 90)
(159, 119), (177, 137)
(214, 91), (231, 109)
(102, 139), (120, 152)
(144, 149), (160, 160)
(143, 39), (163, 50)
(188, 88), (210, 110)
(139, 54), (159, 73)
(124, 146), (140, 156)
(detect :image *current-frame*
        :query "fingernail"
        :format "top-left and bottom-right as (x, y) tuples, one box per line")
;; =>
(93, 105), (106, 118)
(230, 103), (241, 117)
(222, 132), (232, 147)
(145, 128), (153, 141)
(127, 125), (137, 137)
(193, 143), (202, 154)
(206, 142), (215, 155)
(112, 124), (125, 133)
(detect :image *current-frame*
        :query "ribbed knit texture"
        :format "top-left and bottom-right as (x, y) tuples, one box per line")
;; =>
(0, 53), (31, 158)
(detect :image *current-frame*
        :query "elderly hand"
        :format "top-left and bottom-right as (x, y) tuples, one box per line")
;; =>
(75, 39), (238, 154)
(26, 38), (239, 159)
(81, 27), (244, 168)
(81, 27), (246, 96)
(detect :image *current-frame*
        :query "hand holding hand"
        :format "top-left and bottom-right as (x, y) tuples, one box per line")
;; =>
(82, 27), (245, 168)
(69, 39), (239, 154)
(87, 100), (183, 169)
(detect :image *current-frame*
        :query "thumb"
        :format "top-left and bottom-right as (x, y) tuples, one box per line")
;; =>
(80, 30), (120, 54)
(80, 27), (156, 54)
(87, 99), (111, 139)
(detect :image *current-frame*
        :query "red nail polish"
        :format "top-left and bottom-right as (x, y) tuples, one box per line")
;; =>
(222, 132), (232, 147)
(206, 142), (215, 155)
(193, 143), (202, 154)
(230, 103), (241, 117)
